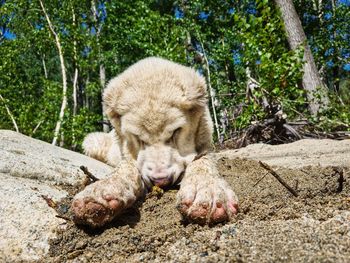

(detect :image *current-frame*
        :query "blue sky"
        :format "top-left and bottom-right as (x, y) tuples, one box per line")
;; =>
(338, 0), (350, 6)
(3, 28), (15, 39)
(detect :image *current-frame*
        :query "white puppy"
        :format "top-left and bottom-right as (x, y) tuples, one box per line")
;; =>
(72, 57), (238, 227)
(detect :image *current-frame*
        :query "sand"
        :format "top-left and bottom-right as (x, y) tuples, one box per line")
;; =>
(47, 155), (350, 262)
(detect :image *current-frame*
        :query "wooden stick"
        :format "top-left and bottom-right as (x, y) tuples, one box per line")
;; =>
(258, 161), (298, 197)
(80, 166), (99, 182)
(41, 194), (57, 208)
(56, 214), (72, 221)
(198, 39), (220, 140)
(252, 171), (269, 188)
(193, 151), (208, 162)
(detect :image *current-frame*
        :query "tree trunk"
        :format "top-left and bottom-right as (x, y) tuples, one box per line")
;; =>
(71, 6), (79, 149)
(330, 0), (341, 97)
(275, 0), (329, 115)
(91, 0), (109, 133)
(39, 0), (68, 145)
(72, 7), (79, 117)
(99, 64), (110, 132)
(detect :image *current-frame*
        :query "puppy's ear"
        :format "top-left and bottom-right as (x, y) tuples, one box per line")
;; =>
(179, 74), (208, 110)
(103, 77), (125, 127)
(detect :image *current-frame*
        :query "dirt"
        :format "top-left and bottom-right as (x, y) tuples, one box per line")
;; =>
(47, 157), (350, 263)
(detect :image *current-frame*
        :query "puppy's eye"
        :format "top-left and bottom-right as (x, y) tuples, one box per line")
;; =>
(139, 139), (148, 148)
(166, 128), (181, 145)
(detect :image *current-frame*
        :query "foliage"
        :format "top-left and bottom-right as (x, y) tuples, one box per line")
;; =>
(233, 0), (306, 130)
(0, 0), (349, 150)
(294, 0), (350, 92)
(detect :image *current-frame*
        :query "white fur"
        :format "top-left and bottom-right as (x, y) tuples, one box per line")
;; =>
(73, 57), (238, 227)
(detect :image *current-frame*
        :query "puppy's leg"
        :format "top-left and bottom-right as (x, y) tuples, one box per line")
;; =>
(72, 160), (144, 227)
(177, 155), (238, 224)
(82, 131), (121, 166)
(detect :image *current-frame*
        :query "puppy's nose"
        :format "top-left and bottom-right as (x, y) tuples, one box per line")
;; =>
(150, 172), (173, 188)
(151, 177), (172, 188)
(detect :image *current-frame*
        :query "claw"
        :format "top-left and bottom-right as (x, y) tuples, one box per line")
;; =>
(72, 200), (113, 227)
(71, 195), (122, 227)
(177, 179), (238, 225)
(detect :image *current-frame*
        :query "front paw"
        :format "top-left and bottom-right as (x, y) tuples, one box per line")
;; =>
(176, 177), (238, 224)
(71, 178), (137, 227)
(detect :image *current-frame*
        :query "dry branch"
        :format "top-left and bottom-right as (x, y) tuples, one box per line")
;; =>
(80, 166), (100, 182)
(56, 214), (72, 221)
(258, 161), (298, 197)
(193, 151), (208, 162)
(41, 195), (57, 208)
(198, 39), (220, 140)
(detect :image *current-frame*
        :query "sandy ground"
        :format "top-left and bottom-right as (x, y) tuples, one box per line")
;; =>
(47, 154), (350, 262)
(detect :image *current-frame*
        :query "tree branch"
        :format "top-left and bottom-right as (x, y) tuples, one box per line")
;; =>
(0, 94), (19, 132)
(259, 161), (298, 197)
(198, 40), (220, 140)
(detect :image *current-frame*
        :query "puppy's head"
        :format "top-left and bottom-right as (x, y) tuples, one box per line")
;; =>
(122, 104), (201, 188)
(103, 58), (208, 188)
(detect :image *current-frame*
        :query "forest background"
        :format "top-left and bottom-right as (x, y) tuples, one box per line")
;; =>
(0, 0), (349, 150)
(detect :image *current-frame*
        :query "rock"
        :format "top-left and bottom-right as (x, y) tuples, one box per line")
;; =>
(218, 139), (350, 168)
(1, 130), (350, 262)
(0, 130), (113, 262)
(0, 130), (113, 185)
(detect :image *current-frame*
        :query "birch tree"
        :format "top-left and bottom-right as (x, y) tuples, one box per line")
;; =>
(39, 0), (68, 145)
(91, 0), (109, 133)
(275, 0), (329, 115)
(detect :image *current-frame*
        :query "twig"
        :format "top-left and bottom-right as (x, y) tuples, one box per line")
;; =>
(80, 165), (99, 182)
(193, 151), (208, 162)
(258, 161), (298, 197)
(283, 123), (302, 139)
(198, 38), (220, 140)
(245, 67), (260, 103)
(0, 94), (19, 132)
(41, 195), (57, 208)
(333, 167), (344, 193)
(252, 171), (269, 188)
(56, 214), (72, 221)
(32, 120), (43, 135)
(294, 179), (299, 191)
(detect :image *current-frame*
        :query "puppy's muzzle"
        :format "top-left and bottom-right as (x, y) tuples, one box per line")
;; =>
(150, 174), (174, 188)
